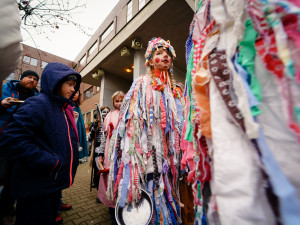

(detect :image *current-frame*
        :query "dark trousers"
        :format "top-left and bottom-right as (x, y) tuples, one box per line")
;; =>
(0, 185), (15, 219)
(16, 191), (60, 225)
(0, 158), (15, 220)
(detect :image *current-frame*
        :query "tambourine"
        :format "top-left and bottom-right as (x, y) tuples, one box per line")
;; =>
(115, 188), (153, 225)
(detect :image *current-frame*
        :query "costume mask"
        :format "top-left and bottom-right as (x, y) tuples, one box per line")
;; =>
(101, 108), (110, 120)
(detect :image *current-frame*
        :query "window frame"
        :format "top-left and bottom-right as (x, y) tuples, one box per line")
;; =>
(30, 57), (38, 66)
(79, 54), (86, 66)
(23, 56), (30, 63)
(127, 0), (133, 22)
(138, 0), (145, 10)
(89, 41), (98, 56)
(101, 22), (114, 42)
(41, 61), (48, 68)
(84, 86), (93, 100)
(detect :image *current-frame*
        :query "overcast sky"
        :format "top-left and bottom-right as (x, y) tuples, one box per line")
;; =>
(21, 0), (120, 61)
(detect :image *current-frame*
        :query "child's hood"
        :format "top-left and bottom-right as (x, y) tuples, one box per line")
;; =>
(40, 62), (82, 97)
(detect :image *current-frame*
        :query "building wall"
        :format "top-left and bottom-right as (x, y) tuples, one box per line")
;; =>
(79, 83), (101, 124)
(3, 43), (100, 126)
(79, 73), (132, 124)
(73, 0), (151, 70)
(4, 44), (75, 90)
(101, 73), (132, 109)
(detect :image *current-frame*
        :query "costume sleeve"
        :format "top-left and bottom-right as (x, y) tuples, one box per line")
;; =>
(0, 97), (59, 171)
(0, 0), (22, 81)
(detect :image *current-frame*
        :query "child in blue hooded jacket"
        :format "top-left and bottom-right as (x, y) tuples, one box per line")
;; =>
(0, 62), (81, 225)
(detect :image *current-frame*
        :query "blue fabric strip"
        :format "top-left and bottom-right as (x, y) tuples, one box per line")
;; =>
(119, 163), (130, 207)
(233, 54), (259, 109)
(255, 117), (300, 225)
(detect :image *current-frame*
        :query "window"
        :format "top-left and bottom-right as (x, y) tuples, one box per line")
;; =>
(23, 56), (30, 63)
(96, 86), (100, 92)
(127, 1), (133, 22)
(37, 79), (41, 88)
(5, 73), (15, 81)
(89, 41), (98, 55)
(139, 0), (145, 10)
(30, 58), (38, 66)
(101, 22), (114, 42)
(79, 54), (86, 66)
(41, 61), (48, 68)
(84, 86), (93, 100)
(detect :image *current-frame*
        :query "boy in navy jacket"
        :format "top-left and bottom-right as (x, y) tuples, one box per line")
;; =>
(0, 63), (82, 225)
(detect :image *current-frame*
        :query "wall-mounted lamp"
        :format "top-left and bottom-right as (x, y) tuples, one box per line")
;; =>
(120, 47), (131, 56)
(92, 68), (104, 80)
(125, 68), (132, 73)
(131, 39), (142, 50)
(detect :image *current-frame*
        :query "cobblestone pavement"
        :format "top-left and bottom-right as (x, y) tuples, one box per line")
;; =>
(60, 160), (111, 225)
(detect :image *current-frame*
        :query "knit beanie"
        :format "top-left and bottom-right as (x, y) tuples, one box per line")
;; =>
(20, 70), (39, 81)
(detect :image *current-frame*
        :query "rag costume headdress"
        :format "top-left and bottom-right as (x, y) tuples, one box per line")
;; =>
(144, 37), (176, 67)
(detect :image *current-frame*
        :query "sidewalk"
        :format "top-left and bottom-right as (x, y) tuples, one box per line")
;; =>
(60, 160), (111, 225)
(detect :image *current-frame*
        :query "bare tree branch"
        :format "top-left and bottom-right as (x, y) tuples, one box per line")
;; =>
(18, 0), (92, 36)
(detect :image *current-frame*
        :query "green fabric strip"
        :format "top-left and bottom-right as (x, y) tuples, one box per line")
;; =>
(238, 19), (262, 116)
(185, 45), (194, 142)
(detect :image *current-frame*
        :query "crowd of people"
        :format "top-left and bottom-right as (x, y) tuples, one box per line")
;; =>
(0, 35), (195, 225)
(1, 0), (300, 225)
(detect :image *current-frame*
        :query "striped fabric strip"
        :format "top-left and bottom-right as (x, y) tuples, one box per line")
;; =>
(128, 161), (133, 202)
(134, 163), (141, 200)
(113, 161), (124, 202)
(149, 106), (153, 126)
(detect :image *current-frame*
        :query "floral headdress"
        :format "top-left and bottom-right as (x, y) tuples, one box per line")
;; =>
(144, 37), (176, 66)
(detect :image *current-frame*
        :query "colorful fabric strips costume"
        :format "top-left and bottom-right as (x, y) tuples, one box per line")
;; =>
(182, 0), (300, 225)
(106, 38), (184, 224)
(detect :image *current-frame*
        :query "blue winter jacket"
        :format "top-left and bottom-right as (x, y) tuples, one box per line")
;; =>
(0, 63), (82, 198)
(0, 80), (39, 129)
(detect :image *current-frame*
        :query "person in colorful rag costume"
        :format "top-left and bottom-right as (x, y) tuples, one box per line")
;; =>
(106, 37), (184, 224)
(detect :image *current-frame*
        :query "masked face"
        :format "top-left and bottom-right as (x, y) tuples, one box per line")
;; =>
(101, 108), (110, 120)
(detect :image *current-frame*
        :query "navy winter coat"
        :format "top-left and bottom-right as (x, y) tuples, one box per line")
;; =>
(0, 63), (82, 198)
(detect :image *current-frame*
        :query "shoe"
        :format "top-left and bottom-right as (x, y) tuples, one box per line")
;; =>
(60, 203), (72, 211)
(96, 197), (102, 204)
(55, 214), (63, 224)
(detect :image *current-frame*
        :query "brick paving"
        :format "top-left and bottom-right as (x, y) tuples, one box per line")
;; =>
(60, 160), (111, 225)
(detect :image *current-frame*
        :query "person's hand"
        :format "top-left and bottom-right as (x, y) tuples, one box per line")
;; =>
(1, 97), (17, 108)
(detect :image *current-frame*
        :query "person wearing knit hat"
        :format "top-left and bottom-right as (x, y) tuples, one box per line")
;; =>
(0, 70), (39, 129)
(20, 70), (39, 81)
